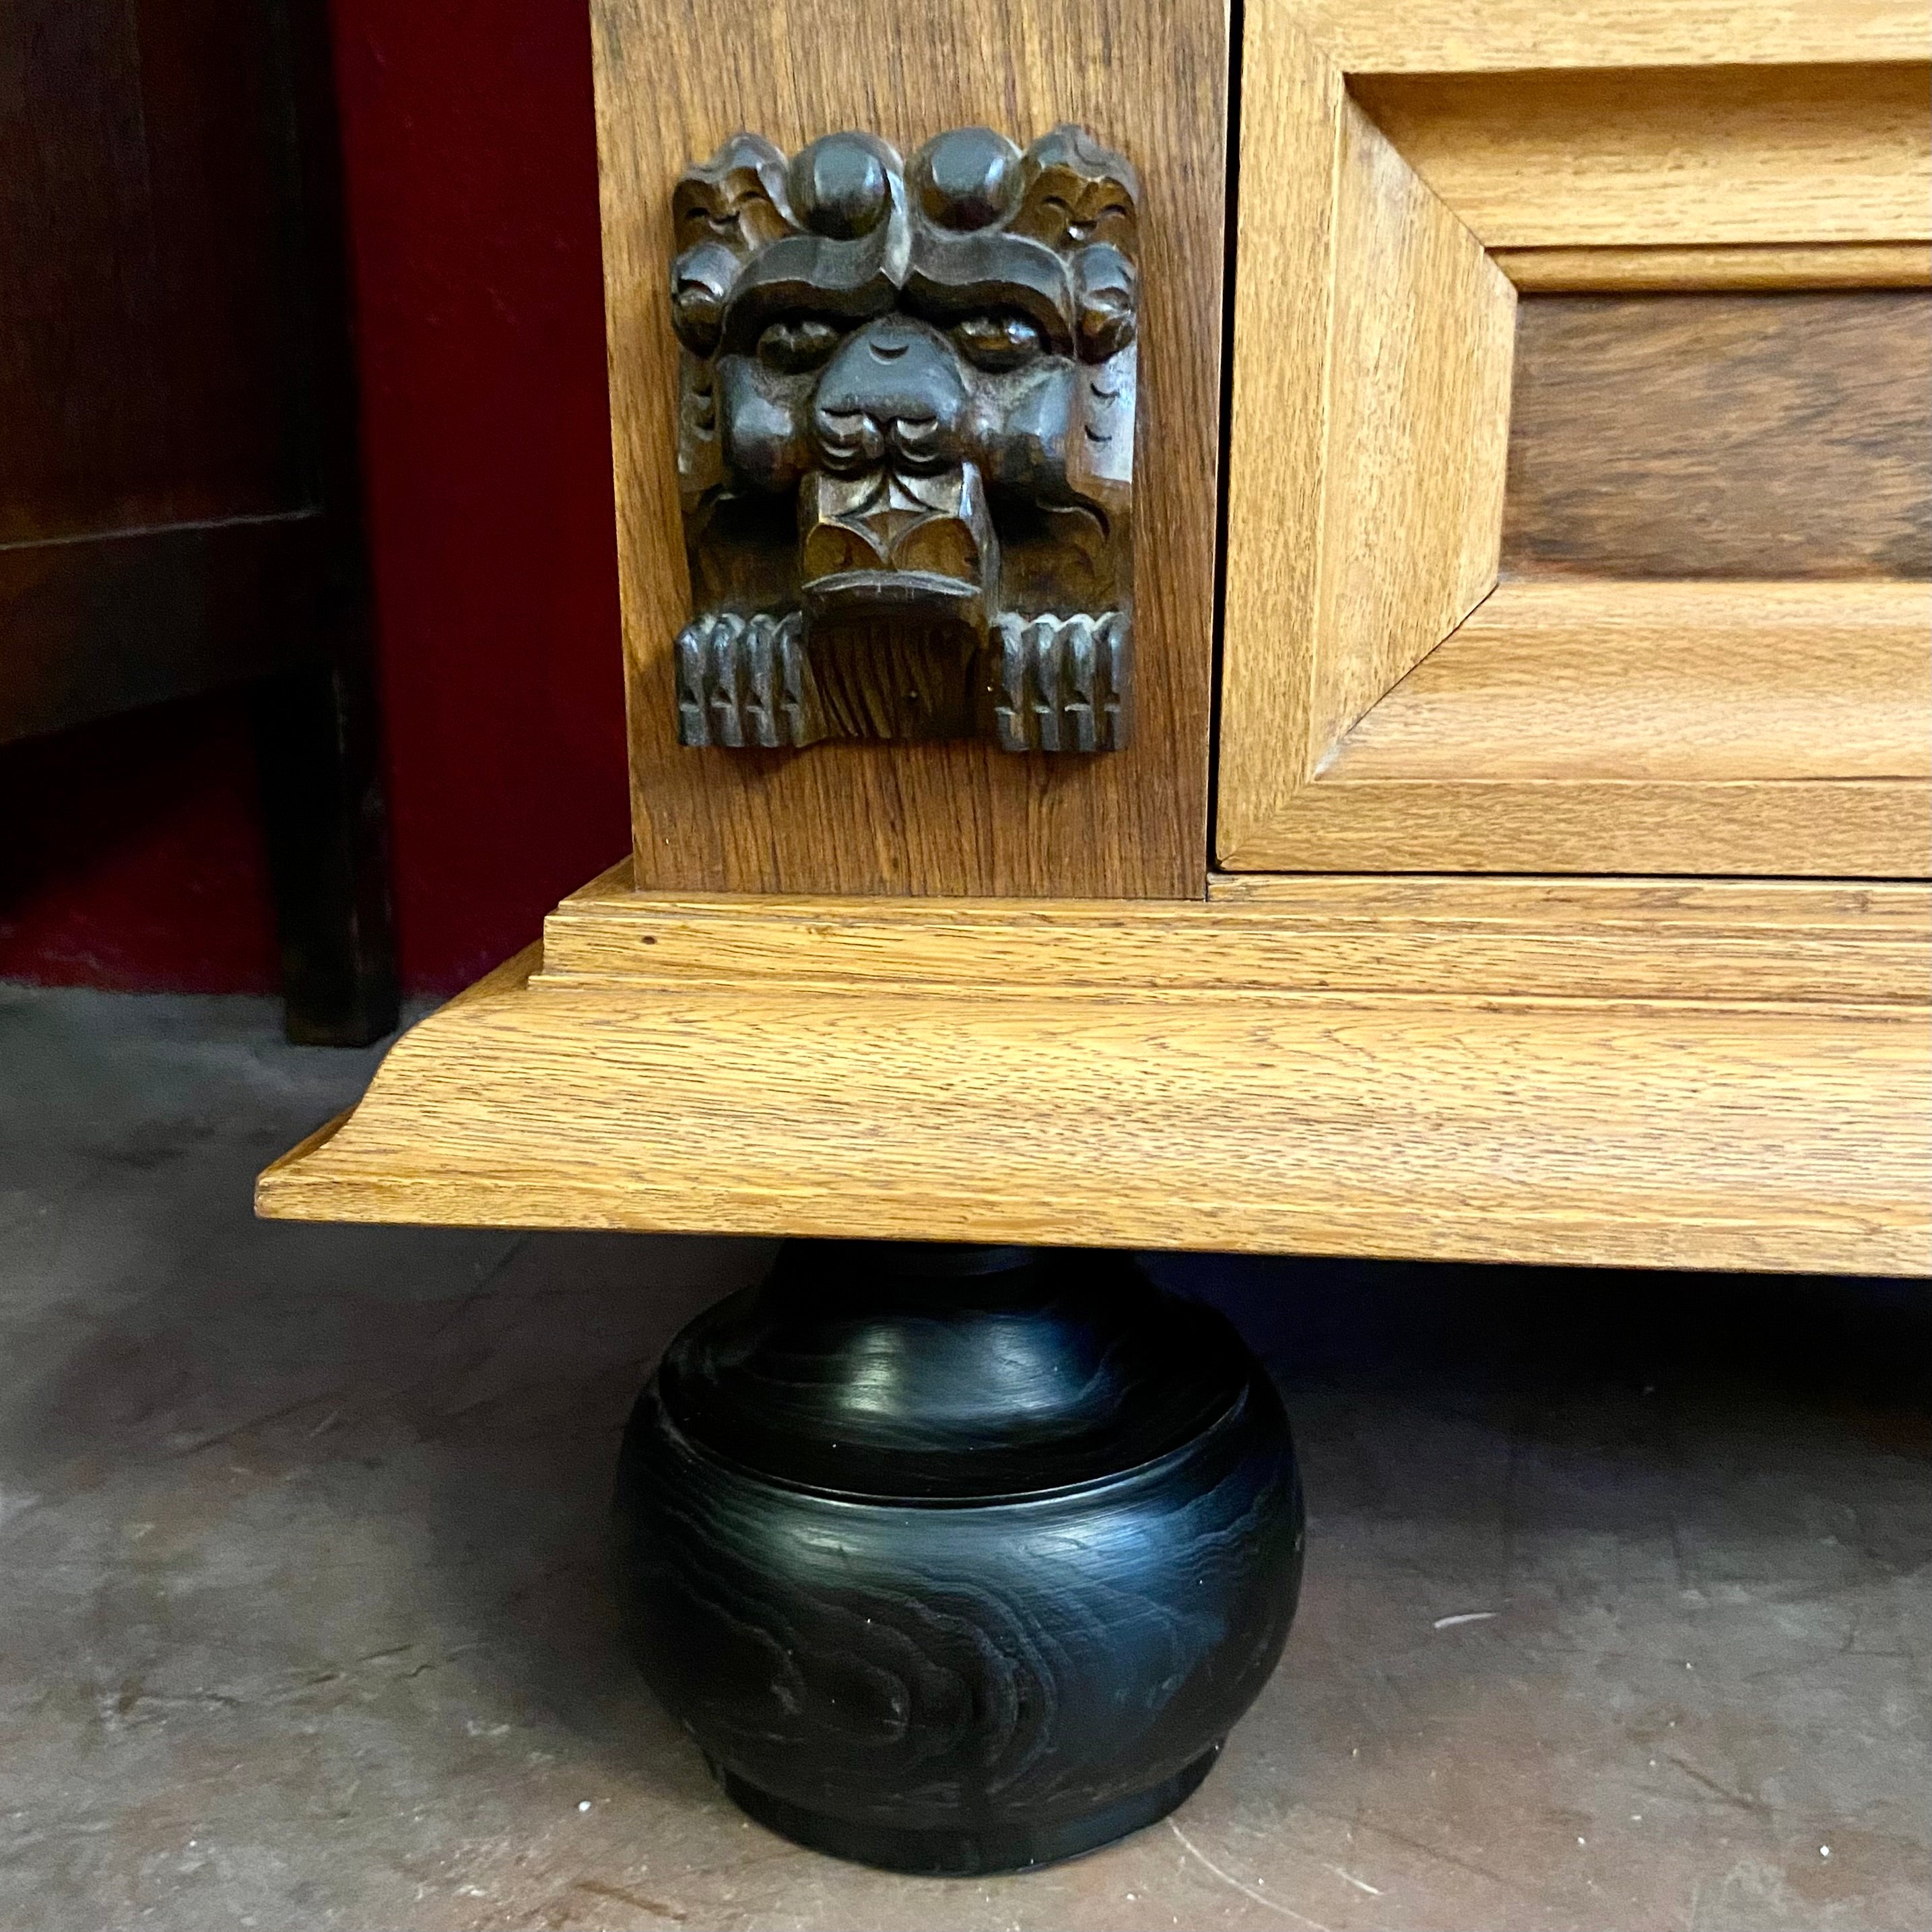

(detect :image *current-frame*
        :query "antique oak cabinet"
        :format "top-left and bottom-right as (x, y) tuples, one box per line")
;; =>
(261, 0), (1929, 1873)
(265, 0), (1930, 1274)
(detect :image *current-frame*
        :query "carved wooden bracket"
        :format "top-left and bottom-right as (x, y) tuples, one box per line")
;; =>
(669, 126), (1139, 752)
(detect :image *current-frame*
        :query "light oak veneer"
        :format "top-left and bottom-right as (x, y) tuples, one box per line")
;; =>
(259, 868), (1932, 1275)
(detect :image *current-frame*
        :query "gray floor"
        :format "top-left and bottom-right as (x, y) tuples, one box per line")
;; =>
(1, 982), (1926, 1932)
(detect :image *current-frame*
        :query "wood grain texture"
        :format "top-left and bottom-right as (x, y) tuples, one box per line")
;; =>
(1236, 777), (1929, 877)
(1503, 292), (1931, 580)
(1350, 64), (1932, 248)
(257, 876), (1932, 1273)
(545, 865), (1931, 1005)
(1218, 57), (1513, 862)
(590, 0), (1226, 898)
(1213, 17), (1341, 866)
(1496, 242), (1932, 292)
(1306, 101), (1514, 759)
(1269, 0), (1930, 73)
(615, 1245), (1301, 1873)
(1328, 582), (1932, 782)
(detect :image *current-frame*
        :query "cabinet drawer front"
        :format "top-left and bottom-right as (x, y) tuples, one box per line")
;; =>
(1220, 15), (1931, 877)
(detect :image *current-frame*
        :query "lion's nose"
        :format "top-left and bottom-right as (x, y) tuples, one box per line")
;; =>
(810, 319), (968, 472)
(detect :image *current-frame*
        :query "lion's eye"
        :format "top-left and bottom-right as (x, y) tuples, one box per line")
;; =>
(756, 318), (842, 372)
(952, 312), (1043, 371)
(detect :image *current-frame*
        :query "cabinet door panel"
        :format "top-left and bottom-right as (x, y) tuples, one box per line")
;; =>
(1219, 24), (1931, 878)
(1502, 291), (1930, 580)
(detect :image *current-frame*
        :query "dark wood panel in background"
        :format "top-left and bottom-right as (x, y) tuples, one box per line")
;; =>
(1502, 291), (1931, 580)
(0, 0), (395, 1042)
(0, 0), (317, 545)
(0, 515), (323, 741)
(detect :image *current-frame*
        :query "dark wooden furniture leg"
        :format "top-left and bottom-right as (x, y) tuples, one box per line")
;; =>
(613, 1240), (1306, 1874)
(254, 0), (399, 1049)
(251, 652), (398, 1048)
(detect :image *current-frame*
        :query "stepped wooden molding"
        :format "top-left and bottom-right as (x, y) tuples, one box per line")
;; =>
(259, 869), (1932, 1276)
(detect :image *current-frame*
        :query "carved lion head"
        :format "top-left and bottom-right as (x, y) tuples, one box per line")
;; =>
(670, 126), (1138, 749)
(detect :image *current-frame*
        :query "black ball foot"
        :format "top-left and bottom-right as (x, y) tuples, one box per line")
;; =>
(613, 1242), (1304, 1875)
(715, 1744), (1222, 1877)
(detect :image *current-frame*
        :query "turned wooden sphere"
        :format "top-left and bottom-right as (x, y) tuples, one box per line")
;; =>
(612, 1242), (1304, 1875)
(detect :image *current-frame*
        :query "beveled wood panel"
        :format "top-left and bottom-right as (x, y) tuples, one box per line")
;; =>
(1495, 242), (1932, 292)
(1217, 26), (1512, 865)
(1502, 292), (1931, 580)
(1271, 0), (1930, 73)
(1350, 63), (1932, 249)
(1234, 776), (1929, 878)
(1329, 581), (1931, 782)
(591, 0), (1228, 898)
(1304, 100), (1513, 758)
(1215, 25), (1931, 881)
(259, 878), (1932, 1274)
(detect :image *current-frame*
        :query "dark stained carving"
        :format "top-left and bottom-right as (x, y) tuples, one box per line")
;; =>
(669, 125), (1139, 751)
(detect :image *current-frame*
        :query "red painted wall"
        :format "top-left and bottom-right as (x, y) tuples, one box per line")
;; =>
(0, 0), (628, 997)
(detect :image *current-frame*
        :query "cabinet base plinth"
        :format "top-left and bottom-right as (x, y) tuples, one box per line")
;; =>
(255, 865), (1932, 1275)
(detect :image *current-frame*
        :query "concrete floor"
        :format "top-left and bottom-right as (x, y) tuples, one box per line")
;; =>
(1, 983), (1926, 1932)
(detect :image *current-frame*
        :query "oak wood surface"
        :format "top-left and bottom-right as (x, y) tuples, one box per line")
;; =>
(1269, 0), (1929, 73)
(590, 0), (1227, 898)
(1495, 242), (1932, 292)
(1230, 778), (1929, 877)
(1218, 34), (1512, 865)
(263, 4), (1932, 1265)
(1306, 100), (1514, 758)
(1217, 28), (1932, 878)
(258, 873), (1932, 1273)
(1213, 18), (1341, 864)
(545, 863), (1930, 1005)
(1327, 582), (1932, 783)
(1350, 64), (1932, 249)
(1502, 292), (1931, 581)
